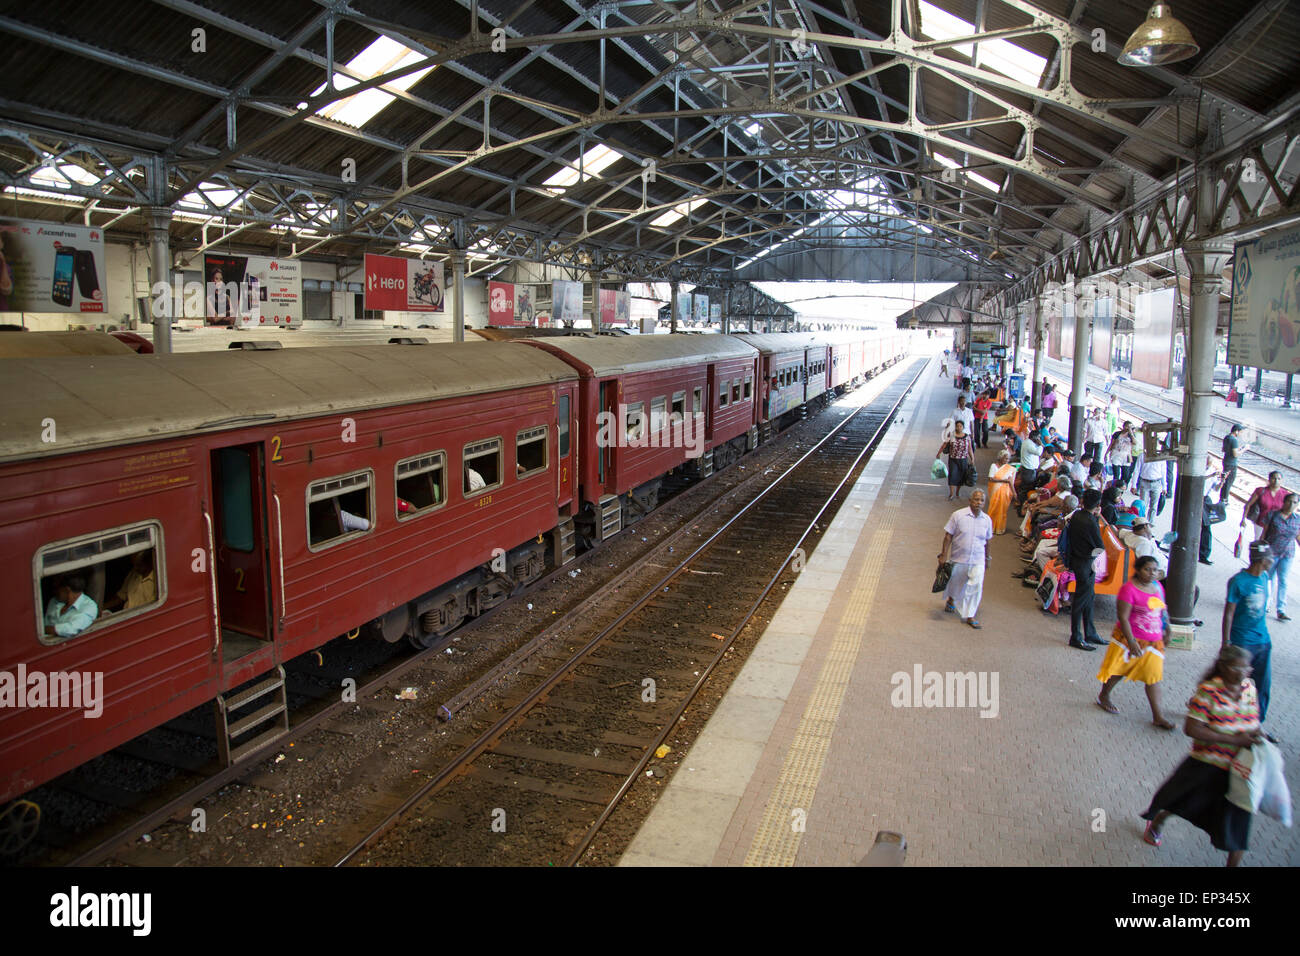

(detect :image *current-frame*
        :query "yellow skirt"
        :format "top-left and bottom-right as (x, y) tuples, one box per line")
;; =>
(1096, 634), (1165, 685)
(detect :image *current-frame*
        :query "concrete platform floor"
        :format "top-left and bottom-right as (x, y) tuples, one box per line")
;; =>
(620, 356), (1299, 867)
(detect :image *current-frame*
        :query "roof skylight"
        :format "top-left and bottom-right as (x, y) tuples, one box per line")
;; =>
(918, 1), (1047, 87)
(300, 36), (435, 128)
(542, 143), (624, 195)
(650, 197), (708, 228)
(934, 152), (1002, 194)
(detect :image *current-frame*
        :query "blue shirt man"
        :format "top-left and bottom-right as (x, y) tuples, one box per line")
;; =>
(1224, 542), (1274, 719)
(43, 582), (99, 639)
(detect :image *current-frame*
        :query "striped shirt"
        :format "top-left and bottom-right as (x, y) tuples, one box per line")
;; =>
(1186, 677), (1260, 770)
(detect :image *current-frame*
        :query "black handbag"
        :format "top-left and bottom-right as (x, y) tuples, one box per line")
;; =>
(932, 561), (954, 593)
(963, 460), (977, 487)
(1246, 499), (1262, 523)
(1203, 500), (1227, 525)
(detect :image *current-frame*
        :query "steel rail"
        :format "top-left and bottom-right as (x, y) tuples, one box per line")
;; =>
(331, 357), (928, 867)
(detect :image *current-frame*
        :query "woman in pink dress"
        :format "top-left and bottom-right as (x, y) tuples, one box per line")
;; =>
(1242, 471), (1288, 541)
(1095, 556), (1174, 728)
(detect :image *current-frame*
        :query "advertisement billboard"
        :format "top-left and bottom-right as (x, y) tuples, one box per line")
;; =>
(615, 289), (631, 327)
(203, 253), (301, 327)
(0, 217), (106, 313)
(1132, 288), (1176, 388)
(675, 293), (691, 324)
(710, 303), (722, 324)
(598, 288), (616, 326)
(1227, 225), (1300, 373)
(552, 279), (583, 325)
(1091, 297), (1113, 371)
(363, 253), (444, 312)
(488, 280), (528, 327)
(692, 294), (708, 323)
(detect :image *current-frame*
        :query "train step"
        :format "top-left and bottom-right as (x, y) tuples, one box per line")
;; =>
(698, 449), (714, 479)
(555, 517), (577, 565)
(215, 666), (289, 767)
(598, 494), (622, 541)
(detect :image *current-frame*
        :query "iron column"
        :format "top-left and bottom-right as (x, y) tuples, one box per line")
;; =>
(451, 251), (465, 343)
(1030, 295), (1045, 409)
(1068, 280), (1092, 454)
(1167, 239), (1231, 625)
(147, 207), (172, 354)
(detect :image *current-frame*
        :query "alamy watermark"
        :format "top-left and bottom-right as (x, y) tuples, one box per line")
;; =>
(890, 665), (998, 718)
(0, 665), (103, 718)
(595, 405), (705, 458)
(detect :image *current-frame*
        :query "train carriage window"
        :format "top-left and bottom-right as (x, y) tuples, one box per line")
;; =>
(308, 471), (374, 549)
(692, 387), (702, 414)
(516, 426), (547, 477)
(671, 391), (685, 423)
(558, 395), (570, 457)
(463, 438), (503, 494)
(395, 452), (446, 519)
(649, 397), (667, 434)
(743, 376), (752, 400)
(35, 522), (165, 644)
(731, 380), (741, 403)
(718, 380), (729, 407)
(623, 402), (645, 444)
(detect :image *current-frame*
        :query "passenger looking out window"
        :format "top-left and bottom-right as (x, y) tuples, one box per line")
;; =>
(101, 551), (156, 614)
(44, 575), (98, 639)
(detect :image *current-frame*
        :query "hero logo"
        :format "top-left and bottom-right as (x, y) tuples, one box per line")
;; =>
(490, 286), (509, 310)
(369, 273), (404, 290)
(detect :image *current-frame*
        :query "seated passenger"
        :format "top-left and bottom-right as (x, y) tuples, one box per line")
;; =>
(102, 551), (156, 614)
(1120, 518), (1169, 579)
(339, 509), (370, 532)
(465, 466), (486, 492)
(44, 574), (99, 639)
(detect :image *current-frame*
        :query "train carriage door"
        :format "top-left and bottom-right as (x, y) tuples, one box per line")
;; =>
(704, 365), (716, 442)
(209, 443), (273, 661)
(598, 380), (616, 490)
(558, 387), (574, 508)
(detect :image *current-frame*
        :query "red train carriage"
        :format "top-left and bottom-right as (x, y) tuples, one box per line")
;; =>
(732, 332), (831, 438)
(0, 343), (578, 802)
(522, 335), (759, 545)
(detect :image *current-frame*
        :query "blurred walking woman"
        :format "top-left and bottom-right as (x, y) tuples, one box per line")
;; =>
(939, 420), (974, 502)
(1242, 471), (1288, 542)
(986, 450), (1016, 534)
(1140, 646), (1263, 866)
(1095, 556), (1174, 729)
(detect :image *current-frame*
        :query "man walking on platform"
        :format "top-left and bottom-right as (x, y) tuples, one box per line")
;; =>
(1067, 489), (1106, 651)
(1220, 424), (1245, 503)
(938, 489), (994, 630)
(1224, 542), (1275, 720)
(1084, 407), (1107, 464)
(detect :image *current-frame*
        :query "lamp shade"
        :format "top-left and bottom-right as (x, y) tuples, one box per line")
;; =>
(1119, 3), (1199, 66)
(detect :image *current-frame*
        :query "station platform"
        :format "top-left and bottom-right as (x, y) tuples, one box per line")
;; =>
(619, 357), (1299, 867)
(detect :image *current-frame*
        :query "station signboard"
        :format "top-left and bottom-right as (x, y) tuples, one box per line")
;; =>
(1091, 297), (1113, 371)
(1227, 224), (1300, 373)
(363, 253), (444, 312)
(1131, 288), (1176, 388)
(203, 252), (301, 328)
(0, 216), (106, 314)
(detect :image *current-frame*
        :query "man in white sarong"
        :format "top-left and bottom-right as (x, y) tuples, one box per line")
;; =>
(938, 489), (995, 629)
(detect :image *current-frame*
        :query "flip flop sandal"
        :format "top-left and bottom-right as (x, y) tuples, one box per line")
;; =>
(967, 619), (983, 629)
(1096, 699), (1119, 715)
(944, 600), (955, 613)
(1142, 821), (1162, 848)
(1152, 720), (1176, 731)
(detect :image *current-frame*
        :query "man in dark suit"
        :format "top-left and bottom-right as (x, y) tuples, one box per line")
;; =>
(1067, 488), (1106, 651)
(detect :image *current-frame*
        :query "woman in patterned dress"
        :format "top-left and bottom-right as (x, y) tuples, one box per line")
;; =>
(1140, 646), (1264, 866)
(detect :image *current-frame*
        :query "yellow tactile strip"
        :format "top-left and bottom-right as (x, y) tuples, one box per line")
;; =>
(741, 385), (931, 866)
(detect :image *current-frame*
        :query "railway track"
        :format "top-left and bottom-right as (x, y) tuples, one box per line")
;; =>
(1040, 360), (1298, 489)
(331, 357), (928, 867)
(25, 357), (919, 867)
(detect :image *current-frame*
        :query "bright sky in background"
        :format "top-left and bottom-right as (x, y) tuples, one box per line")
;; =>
(754, 281), (957, 324)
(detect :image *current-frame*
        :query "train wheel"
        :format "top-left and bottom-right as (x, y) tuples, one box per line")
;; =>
(0, 800), (41, 856)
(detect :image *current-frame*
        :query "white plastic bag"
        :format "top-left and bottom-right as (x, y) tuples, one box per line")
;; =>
(1256, 740), (1293, 827)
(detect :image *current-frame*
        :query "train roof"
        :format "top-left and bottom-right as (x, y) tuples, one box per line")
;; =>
(523, 333), (757, 377)
(731, 332), (840, 354)
(0, 342), (578, 463)
(0, 331), (138, 357)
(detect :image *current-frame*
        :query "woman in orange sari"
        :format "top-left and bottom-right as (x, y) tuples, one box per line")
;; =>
(987, 449), (1016, 534)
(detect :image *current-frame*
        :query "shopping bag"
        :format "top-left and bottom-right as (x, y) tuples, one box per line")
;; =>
(932, 561), (954, 593)
(963, 461), (977, 487)
(1257, 740), (1293, 827)
(1233, 531), (1244, 558)
(1203, 501), (1227, 525)
(931, 458), (948, 480)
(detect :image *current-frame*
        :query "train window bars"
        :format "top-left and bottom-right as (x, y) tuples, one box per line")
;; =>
(692, 387), (703, 415)
(307, 470), (374, 550)
(35, 521), (166, 644)
(395, 452), (446, 519)
(624, 403), (645, 444)
(743, 376), (753, 400)
(650, 397), (667, 434)
(671, 391), (686, 422)
(731, 380), (741, 404)
(463, 438), (503, 495)
(719, 380), (729, 408)
(516, 426), (548, 478)
(558, 394), (571, 457)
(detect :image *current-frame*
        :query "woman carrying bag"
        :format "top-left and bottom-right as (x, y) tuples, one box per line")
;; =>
(1241, 471), (1289, 542)
(939, 420), (975, 503)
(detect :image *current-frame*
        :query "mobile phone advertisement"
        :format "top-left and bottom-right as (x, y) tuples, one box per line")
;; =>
(0, 217), (106, 313)
(202, 252), (302, 328)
